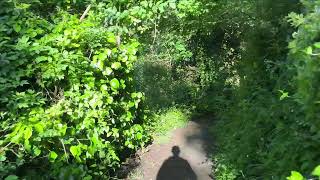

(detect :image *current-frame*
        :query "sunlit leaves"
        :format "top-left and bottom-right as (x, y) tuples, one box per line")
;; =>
(279, 90), (290, 100)
(32, 147), (41, 156)
(287, 12), (304, 28)
(287, 165), (320, 180)
(23, 127), (32, 140)
(107, 33), (117, 44)
(110, 78), (120, 90)
(0, 153), (6, 162)
(305, 46), (313, 55)
(0, 0), (160, 178)
(314, 42), (320, 48)
(13, 24), (21, 33)
(312, 165), (320, 177)
(49, 151), (58, 162)
(103, 67), (113, 76)
(206, 0), (320, 179)
(287, 171), (303, 180)
(169, 2), (176, 9)
(70, 146), (81, 158)
(111, 62), (121, 70)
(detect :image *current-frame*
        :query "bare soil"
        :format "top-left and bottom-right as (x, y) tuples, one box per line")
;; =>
(136, 121), (213, 180)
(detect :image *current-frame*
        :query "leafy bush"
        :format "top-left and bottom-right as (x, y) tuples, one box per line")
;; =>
(0, 1), (147, 178)
(198, 0), (320, 179)
(134, 58), (198, 110)
(0, 0), (206, 178)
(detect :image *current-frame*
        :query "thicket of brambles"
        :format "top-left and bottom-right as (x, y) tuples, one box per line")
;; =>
(0, 0), (320, 179)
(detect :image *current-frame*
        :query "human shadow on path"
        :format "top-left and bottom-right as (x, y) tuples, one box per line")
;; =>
(156, 146), (197, 180)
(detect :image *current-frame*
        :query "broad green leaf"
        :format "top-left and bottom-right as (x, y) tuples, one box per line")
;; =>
(312, 165), (320, 177)
(101, 85), (108, 92)
(136, 132), (143, 140)
(0, 153), (6, 161)
(306, 46), (312, 55)
(107, 96), (113, 104)
(24, 140), (31, 151)
(314, 42), (320, 48)
(141, 1), (148, 7)
(98, 60), (104, 70)
(159, 4), (165, 13)
(33, 146), (41, 156)
(111, 62), (121, 70)
(34, 123), (44, 133)
(98, 53), (107, 61)
(110, 78), (120, 90)
(70, 146), (81, 157)
(4, 175), (18, 180)
(70, 146), (77, 157)
(287, 171), (303, 180)
(135, 125), (143, 131)
(169, 2), (176, 9)
(24, 127), (32, 140)
(64, 29), (71, 36)
(13, 24), (21, 32)
(99, 150), (105, 158)
(35, 56), (47, 63)
(83, 175), (92, 180)
(103, 67), (113, 76)
(107, 34), (116, 44)
(49, 151), (58, 161)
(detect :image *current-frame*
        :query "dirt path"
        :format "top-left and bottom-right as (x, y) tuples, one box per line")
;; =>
(137, 121), (213, 180)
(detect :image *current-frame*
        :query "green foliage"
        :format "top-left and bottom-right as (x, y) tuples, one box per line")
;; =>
(133, 0), (204, 111)
(0, 0), (150, 178)
(287, 171), (304, 180)
(0, 0), (206, 178)
(287, 165), (320, 180)
(212, 154), (238, 180)
(312, 165), (320, 177)
(148, 107), (190, 144)
(1, 0), (319, 179)
(197, 0), (320, 179)
(132, 0), (320, 178)
(134, 58), (198, 110)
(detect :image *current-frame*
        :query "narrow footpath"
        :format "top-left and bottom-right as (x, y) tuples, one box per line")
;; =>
(137, 121), (214, 180)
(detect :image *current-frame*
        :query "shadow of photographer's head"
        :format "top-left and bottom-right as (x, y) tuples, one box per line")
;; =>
(171, 146), (180, 157)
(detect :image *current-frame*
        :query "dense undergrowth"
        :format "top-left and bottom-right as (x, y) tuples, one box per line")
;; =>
(138, 0), (320, 179)
(1, 0), (320, 179)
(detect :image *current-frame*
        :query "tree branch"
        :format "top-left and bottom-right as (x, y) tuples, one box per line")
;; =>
(80, 4), (91, 21)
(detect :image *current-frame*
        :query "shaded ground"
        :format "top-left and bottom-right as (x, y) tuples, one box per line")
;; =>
(135, 120), (213, 180)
